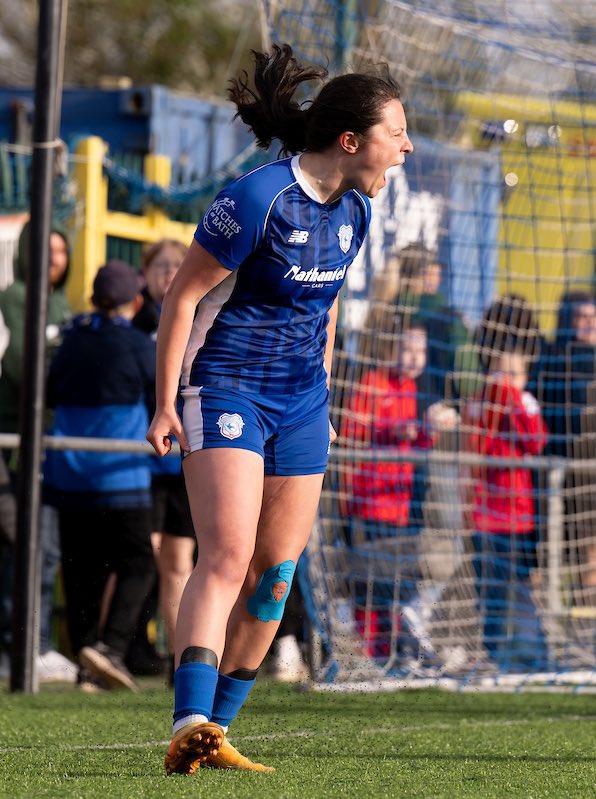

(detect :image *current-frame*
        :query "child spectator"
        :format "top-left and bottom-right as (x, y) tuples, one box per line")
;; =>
(342, 320), (429, 528)
(340, 316), (456, 662)
(457, 292), (544, 401)
(43, 259), (157, 691)
(462, 351), (549, 671)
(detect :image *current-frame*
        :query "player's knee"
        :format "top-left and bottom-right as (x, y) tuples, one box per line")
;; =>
(247, 560), (296, 622)
(207, 543), (254, 585)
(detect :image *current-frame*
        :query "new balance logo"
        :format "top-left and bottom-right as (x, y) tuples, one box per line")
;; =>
(288, 229), (309, 244)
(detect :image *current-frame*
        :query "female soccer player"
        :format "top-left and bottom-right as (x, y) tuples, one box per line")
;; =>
(146, 42), (413, 775)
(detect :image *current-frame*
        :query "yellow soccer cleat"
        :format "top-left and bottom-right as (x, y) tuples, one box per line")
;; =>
(164, 721), (225, 776)
(202, 736), (275, 772)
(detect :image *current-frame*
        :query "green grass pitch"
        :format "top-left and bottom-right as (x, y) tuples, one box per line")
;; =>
(1, 678), (595, 798)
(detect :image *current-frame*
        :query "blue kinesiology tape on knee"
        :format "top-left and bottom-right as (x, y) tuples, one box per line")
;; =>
(173, 662), (219, 723)
(247, 559), (296, 622)
(211, 673), (256, 728)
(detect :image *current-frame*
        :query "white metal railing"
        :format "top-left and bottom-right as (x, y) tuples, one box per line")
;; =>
(1, 431), (589, 621)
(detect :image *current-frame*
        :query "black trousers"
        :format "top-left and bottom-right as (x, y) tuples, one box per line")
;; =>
(58, 505), (156, 657)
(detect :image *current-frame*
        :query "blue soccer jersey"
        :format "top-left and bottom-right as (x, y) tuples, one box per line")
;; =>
(183, 155), (371, 394)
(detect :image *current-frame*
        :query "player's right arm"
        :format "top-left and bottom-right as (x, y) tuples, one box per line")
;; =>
(146, 239), (231, 456)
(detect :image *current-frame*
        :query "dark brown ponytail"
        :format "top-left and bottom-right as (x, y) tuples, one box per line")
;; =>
(228, 43), (327, 156)
(229, 43), (402, 157)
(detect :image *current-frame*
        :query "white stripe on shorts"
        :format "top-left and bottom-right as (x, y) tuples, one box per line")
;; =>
(180, 386), (204, 454)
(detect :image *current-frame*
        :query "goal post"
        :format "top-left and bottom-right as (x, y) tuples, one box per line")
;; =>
(266, 0), (596, 689)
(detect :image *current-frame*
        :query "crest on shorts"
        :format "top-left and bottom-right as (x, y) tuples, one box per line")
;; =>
(217, 412), (245, 440)
(337, 224), (354, 254)
(271, 581), (288, 602)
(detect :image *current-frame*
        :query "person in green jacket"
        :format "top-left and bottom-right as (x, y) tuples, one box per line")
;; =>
(393, 243), (471, 408)
(0, 221), (72, 434)
(0, 220), (77, 685)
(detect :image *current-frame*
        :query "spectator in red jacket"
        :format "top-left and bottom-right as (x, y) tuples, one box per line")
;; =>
(341, 321), (429, 527)
(462, 350), (549, 671)
(340, 317), (457, 661)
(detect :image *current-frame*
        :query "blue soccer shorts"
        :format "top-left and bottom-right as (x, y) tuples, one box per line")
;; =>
(179, 381), (330, 476)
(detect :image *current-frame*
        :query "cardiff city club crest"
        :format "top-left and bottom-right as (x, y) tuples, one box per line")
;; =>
(217, 412), (245, 440)
(337, 224), (354, 254)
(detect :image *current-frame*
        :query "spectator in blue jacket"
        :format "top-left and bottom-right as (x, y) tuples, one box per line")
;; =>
(44, 259), (157, 691)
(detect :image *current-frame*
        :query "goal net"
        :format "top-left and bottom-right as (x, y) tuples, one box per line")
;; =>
(263, 0), (596, 689)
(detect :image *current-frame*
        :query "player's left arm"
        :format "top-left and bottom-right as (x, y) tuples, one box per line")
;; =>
(325, 296), (339, 444)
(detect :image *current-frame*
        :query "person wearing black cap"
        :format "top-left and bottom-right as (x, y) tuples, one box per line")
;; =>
(43, 259), (158, 691)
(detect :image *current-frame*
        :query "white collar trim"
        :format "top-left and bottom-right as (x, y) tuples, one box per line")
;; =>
(290, 154), (326, 204)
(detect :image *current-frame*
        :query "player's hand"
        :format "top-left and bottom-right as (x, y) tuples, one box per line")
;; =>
(397, 422), (418, 442)
(521, 390), (540, 417)
(146, 406), (190, 456)
(425, 401), (460, 433)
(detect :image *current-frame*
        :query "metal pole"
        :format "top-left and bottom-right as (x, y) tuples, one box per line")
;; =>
(10, 0), (64, 693)
(547, 464), (566, 617)
(334, 0), (358, 72)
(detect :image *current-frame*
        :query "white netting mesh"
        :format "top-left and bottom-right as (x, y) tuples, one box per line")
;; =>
(265, 0), (596, 689)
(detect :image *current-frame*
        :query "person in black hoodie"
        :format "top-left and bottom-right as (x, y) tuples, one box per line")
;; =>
(533, 290), (596, 607)
(44, 259), (157, 691)
(534, 291), (596, 457)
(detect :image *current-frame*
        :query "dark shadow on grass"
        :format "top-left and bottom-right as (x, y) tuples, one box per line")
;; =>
(249, 688), (596, 723)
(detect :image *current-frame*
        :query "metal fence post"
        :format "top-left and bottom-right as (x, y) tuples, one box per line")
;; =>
(69, 136), (108, 312)
(546, 462), (566, 617)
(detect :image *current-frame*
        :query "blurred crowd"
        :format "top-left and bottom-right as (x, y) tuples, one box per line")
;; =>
(336, 244), (596, 671)
(0, 230), (594, 685)
(0, 225), (311, 689)
(1, 230), (200, 689)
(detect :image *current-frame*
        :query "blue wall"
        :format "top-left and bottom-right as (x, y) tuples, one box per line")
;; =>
(0, 85), (253, 182)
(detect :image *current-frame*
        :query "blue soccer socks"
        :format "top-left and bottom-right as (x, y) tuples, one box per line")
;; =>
(173, 662), (219, 732)
(211, 672), (256, 728)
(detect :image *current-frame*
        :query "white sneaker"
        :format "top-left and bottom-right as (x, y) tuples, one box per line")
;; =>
(0, 651), (9, 679)
(271, 635), (309, 683)
(401, 603), (437, 658)
(36, 649), (78, 684)
(439, 645), (469, 674)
